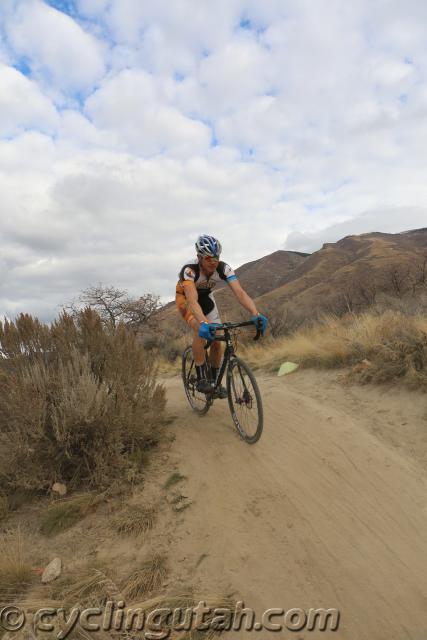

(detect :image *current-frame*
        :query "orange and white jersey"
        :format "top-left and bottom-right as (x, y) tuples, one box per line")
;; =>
(176, 259), (237, 317)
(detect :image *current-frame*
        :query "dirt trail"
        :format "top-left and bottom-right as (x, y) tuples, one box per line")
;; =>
(163, 369), (427, 639)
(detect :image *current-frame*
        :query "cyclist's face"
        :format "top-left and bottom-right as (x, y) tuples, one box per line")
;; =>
(201, 255), (219, 273)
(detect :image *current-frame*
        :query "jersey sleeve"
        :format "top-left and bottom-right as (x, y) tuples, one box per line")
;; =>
(181, 265), (196, 285)
(223, 263), (237, 283)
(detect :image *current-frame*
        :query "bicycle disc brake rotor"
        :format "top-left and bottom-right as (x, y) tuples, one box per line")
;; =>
(234, 371), (253, 408)
(242, 388), (253, 408)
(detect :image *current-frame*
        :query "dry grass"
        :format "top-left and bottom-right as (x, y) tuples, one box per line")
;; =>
(18, 584), (233, 639)
(242, 310), (427, 387)
(61, 568), (121, 607)
(111, 505), (156, 536)
(0, 529), (33, 603)
(136, 591), (234, 639)
(39, 493), (101, 537)
(122, 589), (234, 637)
(19, 565), (121, 611)
(121, 553), (168, 600)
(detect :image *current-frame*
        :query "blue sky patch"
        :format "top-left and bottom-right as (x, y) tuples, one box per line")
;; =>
(240, 18), (252, 30)
(14, 58), (32, 77)
(46, 0), (79, 18)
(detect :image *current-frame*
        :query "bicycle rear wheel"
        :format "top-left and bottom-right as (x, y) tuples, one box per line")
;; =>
(226, 356), (263, 443)
(182, 346), (212, 415)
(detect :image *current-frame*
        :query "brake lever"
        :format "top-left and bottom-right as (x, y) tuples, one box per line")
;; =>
(253, 318), (262, 341)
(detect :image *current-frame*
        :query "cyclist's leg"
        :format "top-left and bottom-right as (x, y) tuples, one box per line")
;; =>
(177, 305), (210, 392)
(176, 291), (205, 364)
(189, 318), (206, 365)
(204, 302), (227, 398)
(205, 302), (223, 368)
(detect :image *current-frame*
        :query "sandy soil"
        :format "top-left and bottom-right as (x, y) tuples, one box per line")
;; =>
(161, 369), (427, 639)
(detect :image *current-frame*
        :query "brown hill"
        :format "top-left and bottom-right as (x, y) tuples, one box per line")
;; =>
(256, 228), (427, 320)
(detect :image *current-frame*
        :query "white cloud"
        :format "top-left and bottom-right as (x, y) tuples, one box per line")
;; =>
(85, 69), (211, 157)
(0, 65), (58, 135)
(5, 0), (105, 92)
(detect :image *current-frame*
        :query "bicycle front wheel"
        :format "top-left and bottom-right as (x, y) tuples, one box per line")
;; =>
(226, 356), (263, 444)
(182, 346), (212, 415)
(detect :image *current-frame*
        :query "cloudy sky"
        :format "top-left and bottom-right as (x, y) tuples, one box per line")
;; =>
(1, 0), (427, 320)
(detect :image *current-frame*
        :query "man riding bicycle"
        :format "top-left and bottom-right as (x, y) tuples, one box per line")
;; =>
(176, 234), (268, 396)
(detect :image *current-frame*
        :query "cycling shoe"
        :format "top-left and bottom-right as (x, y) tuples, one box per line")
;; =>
(196, 379), (213, 394)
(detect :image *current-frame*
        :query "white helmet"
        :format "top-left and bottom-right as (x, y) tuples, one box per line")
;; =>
(195, 234), (222, 258)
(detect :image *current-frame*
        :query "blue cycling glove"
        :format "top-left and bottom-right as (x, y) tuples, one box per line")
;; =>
(198, 322), (217, 340)
(251, 313), (268, 335)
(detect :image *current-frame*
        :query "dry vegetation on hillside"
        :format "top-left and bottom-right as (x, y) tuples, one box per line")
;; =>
(243, 307), (427, 389)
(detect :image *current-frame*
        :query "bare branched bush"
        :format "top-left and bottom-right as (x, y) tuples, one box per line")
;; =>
(141, 325), (187, 365)
(64, 284), (162, 329)
(261, 300), (302, 338)
(0, 309), (166, 493)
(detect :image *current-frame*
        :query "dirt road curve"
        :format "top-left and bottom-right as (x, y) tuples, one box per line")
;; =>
(163, 370), (427, 639)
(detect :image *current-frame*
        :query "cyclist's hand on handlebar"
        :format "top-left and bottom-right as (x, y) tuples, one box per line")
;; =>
(251, 313), (268, 336)
(198, 322), (218, 340)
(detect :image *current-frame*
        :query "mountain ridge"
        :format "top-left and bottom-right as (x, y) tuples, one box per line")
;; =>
(159, 227), (427, 329)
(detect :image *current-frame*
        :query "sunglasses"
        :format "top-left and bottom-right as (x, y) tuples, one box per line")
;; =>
(204, 255), (220, 263)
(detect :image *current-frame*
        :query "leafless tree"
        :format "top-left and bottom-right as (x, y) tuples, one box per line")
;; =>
(385, 265), (412, 298)
(353, 278), (379, 306)
(121, 293), (163, 329)
(63, 284), (162, 329)
(412, 253), (427, 293)
(263, 300), (298, 337)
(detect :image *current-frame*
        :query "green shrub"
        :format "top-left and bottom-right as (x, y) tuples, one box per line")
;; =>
(0, 310), (166, 493)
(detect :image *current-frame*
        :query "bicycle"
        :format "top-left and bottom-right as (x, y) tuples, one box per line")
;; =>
(181, 319), (264, 444)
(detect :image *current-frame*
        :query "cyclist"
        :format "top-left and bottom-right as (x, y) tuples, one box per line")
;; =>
(176, 234), (268, 396)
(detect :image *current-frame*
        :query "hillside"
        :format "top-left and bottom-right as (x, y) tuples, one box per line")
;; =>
(160, 228), (427, 331)
(256, 228), (427, 316)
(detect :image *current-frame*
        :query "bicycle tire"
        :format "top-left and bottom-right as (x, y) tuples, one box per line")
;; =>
(226, 356), (263, 443)
(182, 346), (212, 415)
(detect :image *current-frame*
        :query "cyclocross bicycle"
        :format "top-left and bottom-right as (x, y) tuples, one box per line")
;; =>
(181, 319), (264, 444)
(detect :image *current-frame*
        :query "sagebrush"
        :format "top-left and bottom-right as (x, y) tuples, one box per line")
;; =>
(0, 309), (166, 493)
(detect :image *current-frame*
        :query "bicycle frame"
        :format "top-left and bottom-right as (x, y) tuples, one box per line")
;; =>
(204, 319), (262, 390)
